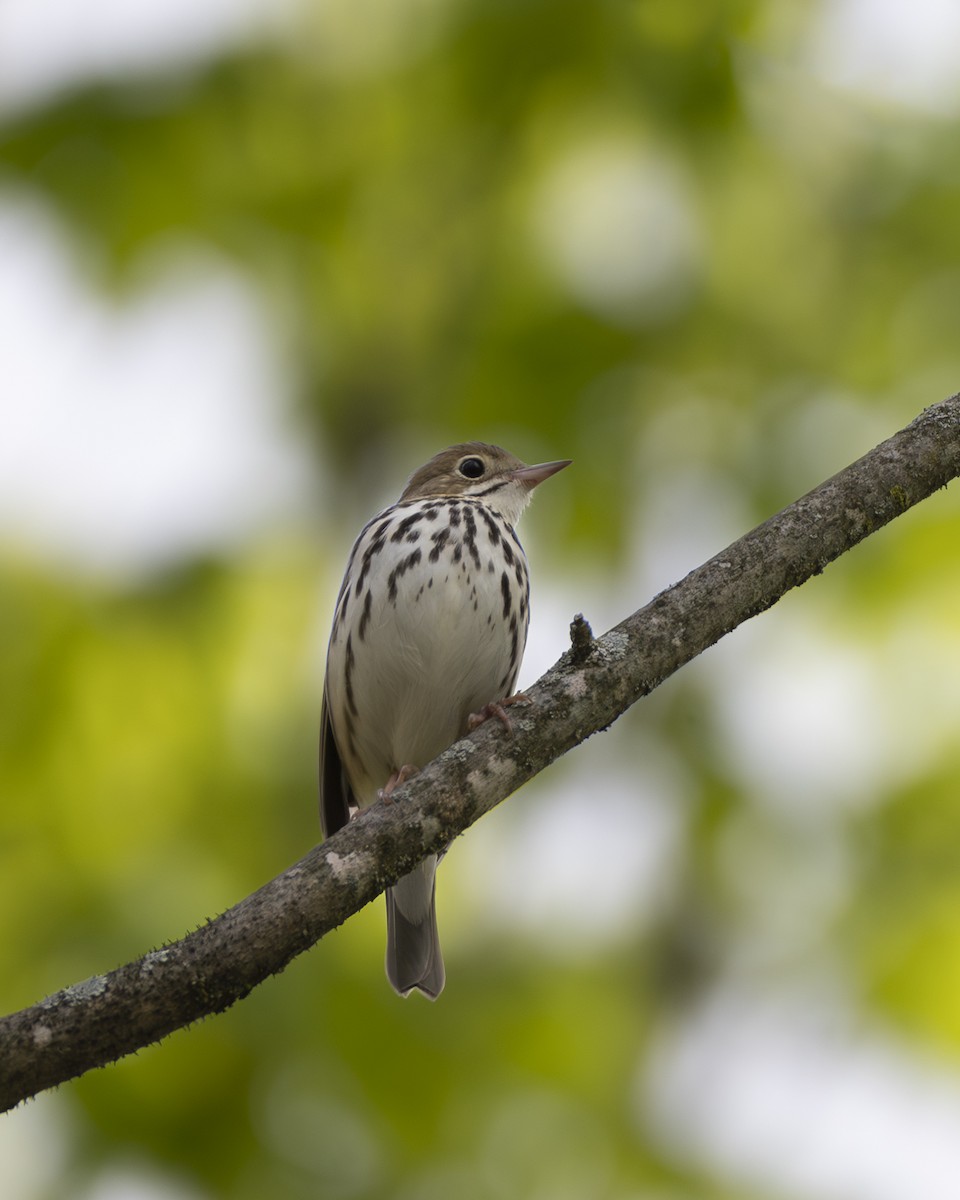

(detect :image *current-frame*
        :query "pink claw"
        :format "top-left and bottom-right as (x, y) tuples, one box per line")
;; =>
(378, 763), (420, 804)
(467, 692), (530, 735)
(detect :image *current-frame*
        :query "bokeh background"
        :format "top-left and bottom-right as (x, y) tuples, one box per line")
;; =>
(3, 1), (960, 1197)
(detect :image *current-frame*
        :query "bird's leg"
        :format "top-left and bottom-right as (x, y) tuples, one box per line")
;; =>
(378, 763), (420, 804)
(467, 692), (530, 735)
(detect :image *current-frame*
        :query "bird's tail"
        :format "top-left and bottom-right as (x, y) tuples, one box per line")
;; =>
(385, 855), (445, 999)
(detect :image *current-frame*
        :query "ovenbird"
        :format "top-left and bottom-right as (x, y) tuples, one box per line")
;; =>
(319, 442), (571, 999)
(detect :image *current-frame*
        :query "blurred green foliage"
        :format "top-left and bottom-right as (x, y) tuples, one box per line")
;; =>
(3, 0), (960, 1197)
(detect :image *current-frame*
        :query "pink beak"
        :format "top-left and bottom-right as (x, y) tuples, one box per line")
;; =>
(511, 459), (572, 489)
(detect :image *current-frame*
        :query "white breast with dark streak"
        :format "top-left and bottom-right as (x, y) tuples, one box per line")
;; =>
(325, 497), (530, 806)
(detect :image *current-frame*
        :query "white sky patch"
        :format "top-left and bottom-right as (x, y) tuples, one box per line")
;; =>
(530, 137), (701, 326)
(705, 598), (960, 820)
(0, 1093), (74, 1199)
(0, 196), (314, 577)
(644, 985), (960, 1200)
(628, 467), (752, 606)
(456, 729), (689, 950)
(708, 615), (886, 815)
(0, 0), (297, 115)
(78, 1165), (213, 1200)
(809, 0), (960, 115)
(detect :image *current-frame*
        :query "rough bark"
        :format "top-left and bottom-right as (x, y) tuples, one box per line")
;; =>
(2, 394), (959, 1112)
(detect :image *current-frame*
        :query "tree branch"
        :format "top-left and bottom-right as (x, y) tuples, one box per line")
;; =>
(3, 394), (960, 1112)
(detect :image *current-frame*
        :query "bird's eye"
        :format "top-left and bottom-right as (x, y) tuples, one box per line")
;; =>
(458, 457), (485, 479)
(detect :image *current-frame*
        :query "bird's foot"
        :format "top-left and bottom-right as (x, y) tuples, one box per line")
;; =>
(467, 692), (530, 735)
(378, 764), (420, 804)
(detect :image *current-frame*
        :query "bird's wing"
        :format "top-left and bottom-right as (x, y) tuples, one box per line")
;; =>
(319, 690), (355, 837)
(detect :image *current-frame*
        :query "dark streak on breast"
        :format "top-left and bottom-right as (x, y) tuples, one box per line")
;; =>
(478, 505), (503, 546)
(462, 506), (481, 569)
(355, 519), (391, 597)
(387, 548), (423, 603)
(391, 510), (427, 542)
(358, 589), (373, 640)
(429, 526), (451, 563)
(344, 633), (358, 718)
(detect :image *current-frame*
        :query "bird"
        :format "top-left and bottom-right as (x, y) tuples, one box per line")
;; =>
(319, 441), (571, 999)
